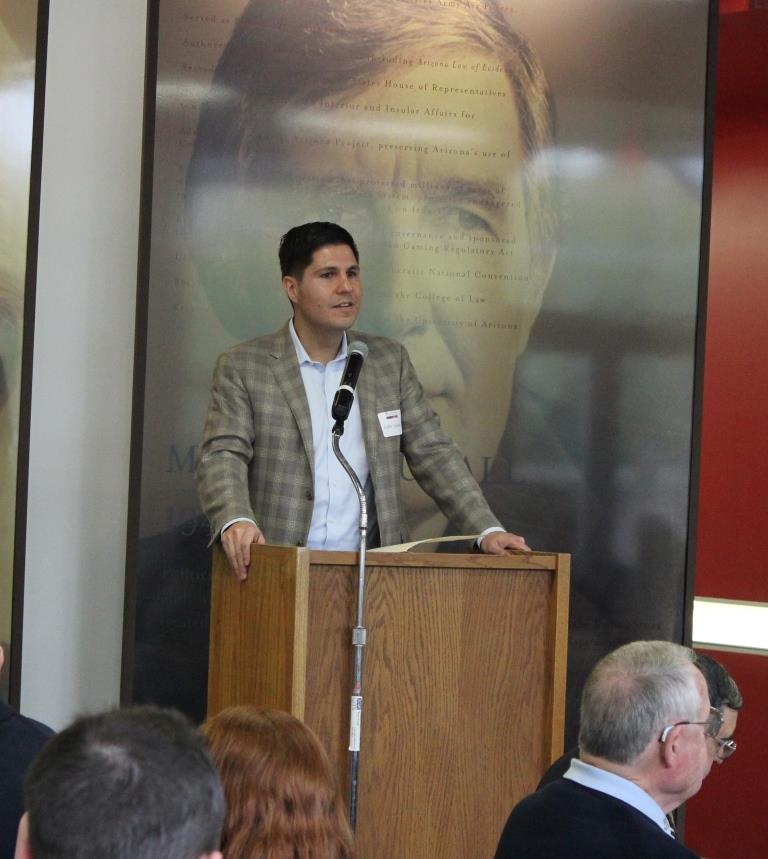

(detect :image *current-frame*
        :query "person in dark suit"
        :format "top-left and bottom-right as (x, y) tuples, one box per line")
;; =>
(0, 647), (53, 859)
(197, 222), (530, 579)
(494, 641), (719, 858)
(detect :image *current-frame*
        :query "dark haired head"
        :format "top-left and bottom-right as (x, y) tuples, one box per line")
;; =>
(279, 222), (359, 279)
(24, 706), (224, 859)
(695, 653), (743, 711)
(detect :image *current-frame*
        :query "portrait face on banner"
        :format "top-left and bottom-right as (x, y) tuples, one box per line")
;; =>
(132, 0), (710, 733)
(184, 0), (556, 537)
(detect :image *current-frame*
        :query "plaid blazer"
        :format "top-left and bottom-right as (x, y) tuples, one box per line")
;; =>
(196, 324), (501, 547)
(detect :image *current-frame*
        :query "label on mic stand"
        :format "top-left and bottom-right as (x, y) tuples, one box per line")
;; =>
(348, 695), (363, 751)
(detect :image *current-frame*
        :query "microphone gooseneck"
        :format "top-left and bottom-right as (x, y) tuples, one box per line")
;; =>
(328, 341), (370, 831)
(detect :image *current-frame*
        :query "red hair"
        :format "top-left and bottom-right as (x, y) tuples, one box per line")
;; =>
(202, 707), (354, 859)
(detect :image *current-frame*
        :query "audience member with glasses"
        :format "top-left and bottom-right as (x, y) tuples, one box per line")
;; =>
(494, 641), (725, 858)
(694, 652), (741, 764)
(536, 650), (742, 789)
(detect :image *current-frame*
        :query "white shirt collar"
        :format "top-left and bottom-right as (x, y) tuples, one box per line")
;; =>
(288, 319), (348, 366)
(564, 758), (673, 836)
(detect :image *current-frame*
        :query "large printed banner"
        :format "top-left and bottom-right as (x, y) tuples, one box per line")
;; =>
(0, 1), (44, 691)
(130, 0), (711, 729)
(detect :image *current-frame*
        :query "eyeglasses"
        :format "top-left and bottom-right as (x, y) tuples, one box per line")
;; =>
(712, 735), (737, 762)
(658, 706), (724, 744)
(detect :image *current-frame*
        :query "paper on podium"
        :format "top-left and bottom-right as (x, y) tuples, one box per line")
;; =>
(369, 535), (478, 553)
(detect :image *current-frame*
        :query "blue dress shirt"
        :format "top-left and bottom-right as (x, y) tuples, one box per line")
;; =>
(288, 321), (369, 550)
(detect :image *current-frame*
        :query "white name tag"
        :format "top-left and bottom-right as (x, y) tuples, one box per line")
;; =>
(377, 409), (402, 437)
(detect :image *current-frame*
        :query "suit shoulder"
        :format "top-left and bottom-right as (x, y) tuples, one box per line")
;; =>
(496, 781), (699, 859)
(215, 328), (287, 367)
(351, 331), (407, 363)
(499, 780), (624, 839)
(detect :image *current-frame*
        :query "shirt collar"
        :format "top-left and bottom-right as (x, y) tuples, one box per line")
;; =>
(288, 319), (348, 366)
(564, 758), (672, 835)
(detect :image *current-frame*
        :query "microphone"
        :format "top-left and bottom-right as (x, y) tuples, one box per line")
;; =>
(332, 341), (369, 424)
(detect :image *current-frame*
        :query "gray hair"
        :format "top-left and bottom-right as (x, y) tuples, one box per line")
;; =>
(579, 641), (704, 765)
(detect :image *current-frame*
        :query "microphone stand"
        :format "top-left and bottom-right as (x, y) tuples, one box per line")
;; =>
(331, 417), (367, 832)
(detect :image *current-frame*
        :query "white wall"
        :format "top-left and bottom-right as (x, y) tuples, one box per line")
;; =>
(20, 0), (147, 728)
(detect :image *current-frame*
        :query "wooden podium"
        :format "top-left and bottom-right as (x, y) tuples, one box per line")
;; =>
(208, 545), (569, 858)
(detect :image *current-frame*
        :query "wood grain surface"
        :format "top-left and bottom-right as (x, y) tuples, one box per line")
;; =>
(208, 546), (569, 858)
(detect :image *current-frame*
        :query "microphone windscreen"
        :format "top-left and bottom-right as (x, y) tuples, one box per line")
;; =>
(348, 340), (369, 360)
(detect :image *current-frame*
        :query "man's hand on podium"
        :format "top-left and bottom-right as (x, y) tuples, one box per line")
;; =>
(221, 521), (266, 580)
(480, 531), (531, 554)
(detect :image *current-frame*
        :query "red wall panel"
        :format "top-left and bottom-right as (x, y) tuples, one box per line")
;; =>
(688, 7), (768, 858)
(695, 9), (768, 601)
(685, 650), (768, 858)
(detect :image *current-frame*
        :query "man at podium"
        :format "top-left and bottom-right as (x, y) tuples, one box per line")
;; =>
(197, 222), (530, 579)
